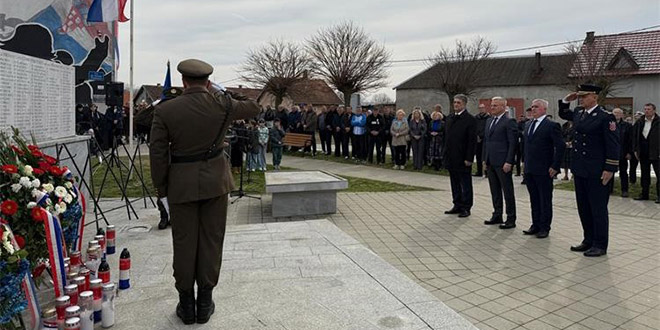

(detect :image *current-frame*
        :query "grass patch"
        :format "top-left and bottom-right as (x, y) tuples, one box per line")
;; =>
(555, 178), (657, 200)
(92, 156), (433, 198)
(283, 149), (467, 176)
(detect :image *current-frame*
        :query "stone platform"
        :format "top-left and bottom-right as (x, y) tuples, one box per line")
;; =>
(99, 206), (474, 330)
(265, 171), (348, 217)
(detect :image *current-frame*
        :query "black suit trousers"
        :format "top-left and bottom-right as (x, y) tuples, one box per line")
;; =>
(487, 166), (516, 221)
(333, 130), (343, 156)
(524, 173), (553, 232)
(640, 157), (660, 198)
(449, 170), (473, 211)
(475, 141), (484, 175)
(368, 134), (383, 163)
(574, 176), (610, 250)
(342, 131), (351, 157)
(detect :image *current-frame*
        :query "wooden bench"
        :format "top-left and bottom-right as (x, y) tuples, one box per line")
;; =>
(282, 133), (312, 148)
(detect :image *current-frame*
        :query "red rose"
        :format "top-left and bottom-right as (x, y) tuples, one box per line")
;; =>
(31, 150), (44, 158)
(38, 161), (51, 171)
(27, 145), (40, 152)
(0, 200), (18, 216)
(44, 155), (57, 165)
(49, 166), (64, 176)
(1, 164), (18, 174)
(14, 234), (25, 249)
(31, 207), (45, 222)
(32, 263), (47, 278)
(32, 168), (45, 176)
(0, 226), (3, 238)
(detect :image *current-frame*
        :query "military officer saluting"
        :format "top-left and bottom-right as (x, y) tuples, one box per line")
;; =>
(558, 84), (619, 257)
(150, 59), (259, 324)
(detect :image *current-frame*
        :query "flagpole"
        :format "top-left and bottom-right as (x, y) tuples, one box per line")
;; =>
(128, 0), (134, 151)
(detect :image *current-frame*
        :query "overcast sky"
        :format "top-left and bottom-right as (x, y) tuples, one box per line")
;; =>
(116, 0), (660, 101)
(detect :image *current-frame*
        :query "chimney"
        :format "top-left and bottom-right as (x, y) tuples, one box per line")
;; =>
(585, 31), (595, 44)
(238, 84), (243, 89)
(535, 52), (543, 74)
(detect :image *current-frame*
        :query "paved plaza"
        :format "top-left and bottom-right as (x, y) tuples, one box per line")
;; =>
(225, 156), (660, 330)
(97, 155), (659, 329)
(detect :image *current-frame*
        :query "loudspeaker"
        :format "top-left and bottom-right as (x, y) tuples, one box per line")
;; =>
(105, 82), (124, 107)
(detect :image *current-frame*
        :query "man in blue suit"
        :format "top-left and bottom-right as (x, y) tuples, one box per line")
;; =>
(482, 97), (518, 229)
(558, 84), (619, 257)
(523, 99), (565, 239)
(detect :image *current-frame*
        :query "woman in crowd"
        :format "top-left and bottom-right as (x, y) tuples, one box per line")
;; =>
(257, 119), (269, 171)
(428, 111), (445, 171)
(390, 109), (410, 170)
(351, 107), (367, 162)
(409, 109), (427, 170)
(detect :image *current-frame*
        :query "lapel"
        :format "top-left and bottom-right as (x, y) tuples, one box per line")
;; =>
(528, 117), (545, 142)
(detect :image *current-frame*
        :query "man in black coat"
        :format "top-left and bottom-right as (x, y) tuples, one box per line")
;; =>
(632, 103), (660, 203)
(522, 99), (565, 238)
(366, 107), (385, 164)
(482, 97), (518, 229)
(474, 103), (490, 177)
(443, 94), (477, 218)
(611, 108), (633, 197)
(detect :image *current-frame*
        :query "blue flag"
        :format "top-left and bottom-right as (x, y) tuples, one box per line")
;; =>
(161, 61), (171, 100)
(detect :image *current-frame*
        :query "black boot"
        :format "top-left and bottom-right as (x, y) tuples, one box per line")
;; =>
(196, 288), (215, 324)
(157, 200), (170, 230)
(176, 289), (196, 325)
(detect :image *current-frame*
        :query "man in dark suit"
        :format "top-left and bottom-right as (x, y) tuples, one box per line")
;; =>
(474, 103), (490, 177)
(632, 103), (660, 203)
(150, 59), (260, 324)
(558, 84), (619, 257)
(482, 97), (518, 229)
(611, 108), (633, 197)
(522, 99), (565, 238)
(443, 94), (477, 218)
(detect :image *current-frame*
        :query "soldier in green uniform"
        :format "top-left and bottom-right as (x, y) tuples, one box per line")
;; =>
(149, 59), (259, 324)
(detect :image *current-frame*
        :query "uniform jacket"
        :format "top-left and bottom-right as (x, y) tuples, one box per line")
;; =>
(482, 114), (518, 167)
(522, 117), (565, 175)
(632, 114), (660, 160)
(558, 101), (619, 178)
(150, 86), (259, 203)
(442, 110), (477, 171)
(390, 119), (409, 146)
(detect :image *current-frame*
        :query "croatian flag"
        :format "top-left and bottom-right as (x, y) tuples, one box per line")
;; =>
(87, 0), (130, 23)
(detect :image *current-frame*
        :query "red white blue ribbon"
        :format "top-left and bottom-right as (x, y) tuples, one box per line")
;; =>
(71, 184), (86, 252)
(43, 211), (67, 297)
(4, 224), (41, 329)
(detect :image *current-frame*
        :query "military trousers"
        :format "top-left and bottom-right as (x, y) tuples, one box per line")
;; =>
(574, 176), (609, 250)
(170, 194), (228, 292)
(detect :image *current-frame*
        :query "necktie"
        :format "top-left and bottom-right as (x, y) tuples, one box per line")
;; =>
(529, 119), (538, 136)
(490, 117), (499, 132)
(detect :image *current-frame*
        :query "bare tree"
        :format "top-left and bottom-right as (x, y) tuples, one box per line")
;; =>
(370, 92), (393, 105)
(564, 34), (633, 103)
(239, 39), (312, 108)
(427, 37), (496, 105)
(307, 21), (390, 106)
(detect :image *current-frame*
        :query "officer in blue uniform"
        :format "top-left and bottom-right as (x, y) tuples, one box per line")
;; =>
(558, 84), (619, 257)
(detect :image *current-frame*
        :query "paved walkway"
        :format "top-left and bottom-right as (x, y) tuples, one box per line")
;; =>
(224, 155), (660, 330)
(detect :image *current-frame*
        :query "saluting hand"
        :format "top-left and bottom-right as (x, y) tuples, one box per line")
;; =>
(601, 171), (614, 185)
(564, 92), (578, 102)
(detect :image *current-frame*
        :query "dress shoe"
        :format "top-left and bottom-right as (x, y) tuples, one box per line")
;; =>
(176, 290), (196, 325)
(499, 223), (516, 229)
(584, 247), (607, 257)
(634, 196), (649, 201)
(655, 198), (660, 204)
(484, 217), (503, 225)
(520, 180), (526, 185)
(621, 191), (628, 198)
(458, 210), (471, 218)
(444, 207), (461, 215)
(523, 227), (539, 235)
(196, 288), (215, 324)
(158, 218), (170, 230)
(570, 243), (591, 252)
(536, 231), (549, 238)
